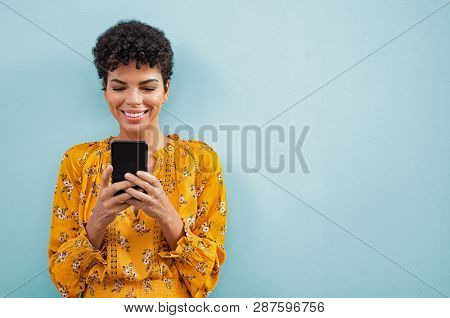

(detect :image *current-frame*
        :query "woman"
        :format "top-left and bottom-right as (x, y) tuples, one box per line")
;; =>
(47, 20), (227, 298)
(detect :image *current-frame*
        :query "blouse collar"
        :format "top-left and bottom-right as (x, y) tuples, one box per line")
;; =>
(101, 133), (179, 158)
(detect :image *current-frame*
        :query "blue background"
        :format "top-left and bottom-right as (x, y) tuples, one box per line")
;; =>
(0, 0), (449, 297)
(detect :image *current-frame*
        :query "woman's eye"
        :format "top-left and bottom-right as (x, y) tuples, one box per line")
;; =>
(112, 88), (154, 91)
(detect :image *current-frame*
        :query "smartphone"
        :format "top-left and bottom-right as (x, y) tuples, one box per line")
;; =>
(111, 140), (148, 196)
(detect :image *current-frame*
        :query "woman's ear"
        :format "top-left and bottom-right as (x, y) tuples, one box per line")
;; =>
(103, 88), (108, 104)
(162, 80), (171, 103)
(102, 79), (108, 100)
(102, 78), (107, 93)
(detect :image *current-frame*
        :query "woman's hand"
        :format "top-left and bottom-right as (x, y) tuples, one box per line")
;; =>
(123, 170), (178, 224)
(90, 164), (136, 229)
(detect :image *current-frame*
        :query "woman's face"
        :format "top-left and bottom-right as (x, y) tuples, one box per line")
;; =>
(103, 60), (170, 134)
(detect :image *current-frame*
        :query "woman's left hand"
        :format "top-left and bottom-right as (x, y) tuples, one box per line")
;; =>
(123, 170), (177, 224)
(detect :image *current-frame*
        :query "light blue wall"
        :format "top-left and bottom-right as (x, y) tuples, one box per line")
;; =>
(0, 0), (449, 297)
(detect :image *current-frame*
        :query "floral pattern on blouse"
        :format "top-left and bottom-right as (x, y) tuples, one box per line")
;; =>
(47, 133), (227, 298)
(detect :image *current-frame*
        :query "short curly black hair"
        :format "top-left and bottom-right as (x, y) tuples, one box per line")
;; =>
(92, 19), (174, 91)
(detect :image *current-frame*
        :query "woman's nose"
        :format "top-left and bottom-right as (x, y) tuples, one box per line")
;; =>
(125, 88), (143, 105)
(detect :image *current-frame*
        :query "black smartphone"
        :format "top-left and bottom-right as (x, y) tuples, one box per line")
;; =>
(111, 140), (148, 196)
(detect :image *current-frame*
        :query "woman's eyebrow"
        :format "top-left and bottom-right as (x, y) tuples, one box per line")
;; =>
(110, 78), (159, 85)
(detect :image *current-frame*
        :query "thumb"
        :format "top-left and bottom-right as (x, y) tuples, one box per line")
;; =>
(101, 164), (113, 189)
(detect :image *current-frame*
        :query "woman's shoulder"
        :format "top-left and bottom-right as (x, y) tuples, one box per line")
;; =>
(176, 136), (222, 173)
(60, 137), (108, 167)
(176, 136), (218, 158)
(179, 137), (215, 152)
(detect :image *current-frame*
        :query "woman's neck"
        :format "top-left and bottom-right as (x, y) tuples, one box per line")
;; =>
(113, 126), (169, 154)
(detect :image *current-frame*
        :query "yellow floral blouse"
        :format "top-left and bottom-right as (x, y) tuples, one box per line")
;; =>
(47, 133), (227, 298)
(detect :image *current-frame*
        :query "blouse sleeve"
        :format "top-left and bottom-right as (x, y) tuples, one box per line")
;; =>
(158, 145), (228, 298)
(47, 146), (107, 298)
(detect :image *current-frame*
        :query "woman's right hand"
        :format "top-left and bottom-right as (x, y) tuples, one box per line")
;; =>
(89, 164), (135, 230)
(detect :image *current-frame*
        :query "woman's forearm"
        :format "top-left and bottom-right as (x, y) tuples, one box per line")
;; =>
(86, 217), (107, 250)
(159, 207), (185, 251)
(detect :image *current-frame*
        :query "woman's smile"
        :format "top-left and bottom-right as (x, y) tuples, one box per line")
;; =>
(120, 109), (150, 122)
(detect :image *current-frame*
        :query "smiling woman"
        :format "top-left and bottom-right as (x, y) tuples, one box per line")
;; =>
(104, 62), (168, 136)
(47, 19), (228, 298)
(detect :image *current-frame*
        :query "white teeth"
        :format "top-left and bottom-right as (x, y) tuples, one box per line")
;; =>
(124, 111), (146, 118)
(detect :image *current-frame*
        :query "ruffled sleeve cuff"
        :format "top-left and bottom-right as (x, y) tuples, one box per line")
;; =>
(51, 232), (108, 283)
(157, 216), (226, 297)
(157, 216), (216, 261)
(79, 233), (108, 283)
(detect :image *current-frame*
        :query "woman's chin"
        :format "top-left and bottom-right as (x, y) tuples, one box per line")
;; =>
(122, 122), (152, 131)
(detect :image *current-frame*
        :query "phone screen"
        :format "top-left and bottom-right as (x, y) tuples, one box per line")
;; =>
(111, 140), (148, 196)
